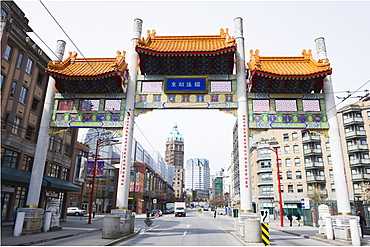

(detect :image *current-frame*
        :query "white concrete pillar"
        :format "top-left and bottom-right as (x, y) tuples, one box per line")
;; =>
(349, 217), (361, 246)
(116, 19), (142, 209)
(13, 212), (25, 237)
(325, 216), (334, 240)
(43, 212), (52, 232)
(234, 17), (253, 213)
(26, 40), (66, 207)
(316, 37), (351, 215)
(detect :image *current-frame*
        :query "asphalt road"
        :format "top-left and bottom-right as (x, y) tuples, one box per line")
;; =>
(119, 209), (241, 246)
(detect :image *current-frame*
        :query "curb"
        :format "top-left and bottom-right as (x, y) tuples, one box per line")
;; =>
(104, 227), (141, 246)
(270, 227), (350, 246)
(10, 229), (102, 246)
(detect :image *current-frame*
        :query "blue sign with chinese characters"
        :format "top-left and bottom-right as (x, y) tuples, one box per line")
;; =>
(165, 77), (207, 93)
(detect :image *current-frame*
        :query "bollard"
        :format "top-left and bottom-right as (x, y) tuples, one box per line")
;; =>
(13, 212), (25, 237)
(43, 212), (52, 232)
(102, 215), (120, 239)
(349, 217), (361, 246)
(325, 216), (334, 240)
(244, 218), (262, 243)
(261, 223), (270, 246)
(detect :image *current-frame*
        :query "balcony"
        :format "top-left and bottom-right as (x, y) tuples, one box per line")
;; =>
(305, 161), (324, 169)
(258, 193), (274, 199)
(343, 117), (364, 126)
(303, 148), (322, 156)
(347, 144), (369, 153)
(258, 179), (273, 186)
(306, 175), (326, 183)
(351, 173), (370, 181)
(349, 158), (370, 167)
(345, 130), (366, 139)
(302, 135), (321, 143)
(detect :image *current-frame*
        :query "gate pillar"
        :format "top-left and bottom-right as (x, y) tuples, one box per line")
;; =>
(116, 19), (143, 209)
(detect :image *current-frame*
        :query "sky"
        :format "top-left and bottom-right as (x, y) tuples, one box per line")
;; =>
(15, 0), (370, 175)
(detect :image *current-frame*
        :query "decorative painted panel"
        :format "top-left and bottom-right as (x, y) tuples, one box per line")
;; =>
(50, 93), (126, 128)
(248, 93), (328, 129)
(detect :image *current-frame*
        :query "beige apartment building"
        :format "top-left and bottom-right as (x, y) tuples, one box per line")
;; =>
(230, 100), (370, 219)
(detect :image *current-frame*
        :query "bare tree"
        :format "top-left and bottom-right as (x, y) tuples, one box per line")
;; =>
(307, 188), (327, 205)
(360, 182), (370, 203)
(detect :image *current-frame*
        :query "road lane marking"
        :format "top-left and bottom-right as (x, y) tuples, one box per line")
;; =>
(217, 226), (229, 233)
(183, 231), (187, 236)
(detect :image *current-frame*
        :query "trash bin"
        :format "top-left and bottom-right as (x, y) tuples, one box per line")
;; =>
(233, 209), (238, 218)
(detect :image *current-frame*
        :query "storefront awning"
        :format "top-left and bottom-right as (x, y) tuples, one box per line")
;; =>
(43, 176), (80, 192)
(1, 167), (80, 192)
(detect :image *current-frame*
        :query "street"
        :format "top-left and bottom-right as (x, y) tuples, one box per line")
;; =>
(30, 209), (338, 246)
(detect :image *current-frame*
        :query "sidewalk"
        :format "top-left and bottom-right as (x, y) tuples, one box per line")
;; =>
(1, 213), (142, 246)
(260, 218), (369, 246)
(2, 214), (369, 246)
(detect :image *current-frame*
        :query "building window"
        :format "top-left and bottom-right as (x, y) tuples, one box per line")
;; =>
(280, 185), (284, 193)
(329, 169), (334, 178)
(260, 161), (271, 169)
(294, 158), (300, 166)
(26, 125), (35, 141)
(285, 158), (291, 167)
(48, 163), (60, 178)
(292, 133), (298, 141)
(49, 136), (55, 150)
(283, 133), (289, 142)
(296, 171), (302, 179)
(10, 81), (16, 98)
(3, 44), (12, 61)
(279, 172), (282, 180)
(325, 142), (330, 151)
(21, 154), (33, 171)
(19, 86), (28, 103)
(293, 145), (299, 153)
(37, 73), (44, 85)
(31, 98), (40, 112)
(288, 185), (294, 193)
(25, 58), (34, 74)
(61, 167), (69, 180)
(284, 146), (290, 154)
(327, 156), (332, 165)
(0, 74), (5, 89)
(287, 171), (292, 179)
(56, 139), (63, 153)
(12, 116), (21, 134)
(1, 9), (8, 19)
(331, 183), (335, 192)
(297, 184), (303, 193)
(1, 148), (20, 168)
(16, 53), (23, 68)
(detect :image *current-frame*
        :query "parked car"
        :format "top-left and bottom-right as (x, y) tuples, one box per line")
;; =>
(164, 209), (174, 214)
(151, 209), (163, 217)
(67, 207), (87, 216)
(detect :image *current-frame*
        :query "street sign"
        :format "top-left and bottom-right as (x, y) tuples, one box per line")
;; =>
(260, 209), (270, 223)
(153, 199), (157, 204)
(301, 198), (310, 209)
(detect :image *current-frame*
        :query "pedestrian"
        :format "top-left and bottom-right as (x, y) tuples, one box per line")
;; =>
(12, 207), (18, 231)
(295, 212), (301, 226)
(146, 208), (150, 218)
(92, 205), (96, 218)
(214, 209), (217, 218)
(287, 212), (293, 227)
(357, 210), (367, 239)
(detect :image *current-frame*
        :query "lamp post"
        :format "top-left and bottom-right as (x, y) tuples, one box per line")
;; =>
(88, 139), (119, 224)
(260, 146), (284, 227)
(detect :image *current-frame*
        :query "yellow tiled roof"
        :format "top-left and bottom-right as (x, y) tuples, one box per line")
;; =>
(46, 51), (128, 78)
(247, 49), (332, 77)
(136, 29), (236, 55)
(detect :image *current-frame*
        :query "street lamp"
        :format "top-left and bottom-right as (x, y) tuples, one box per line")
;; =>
(88, 139), (119, 224)
(260, 146), (284, 227)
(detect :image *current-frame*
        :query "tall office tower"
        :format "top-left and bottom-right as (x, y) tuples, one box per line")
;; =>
(185, 158), (210, 191)
(165, 124), (184, 200)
